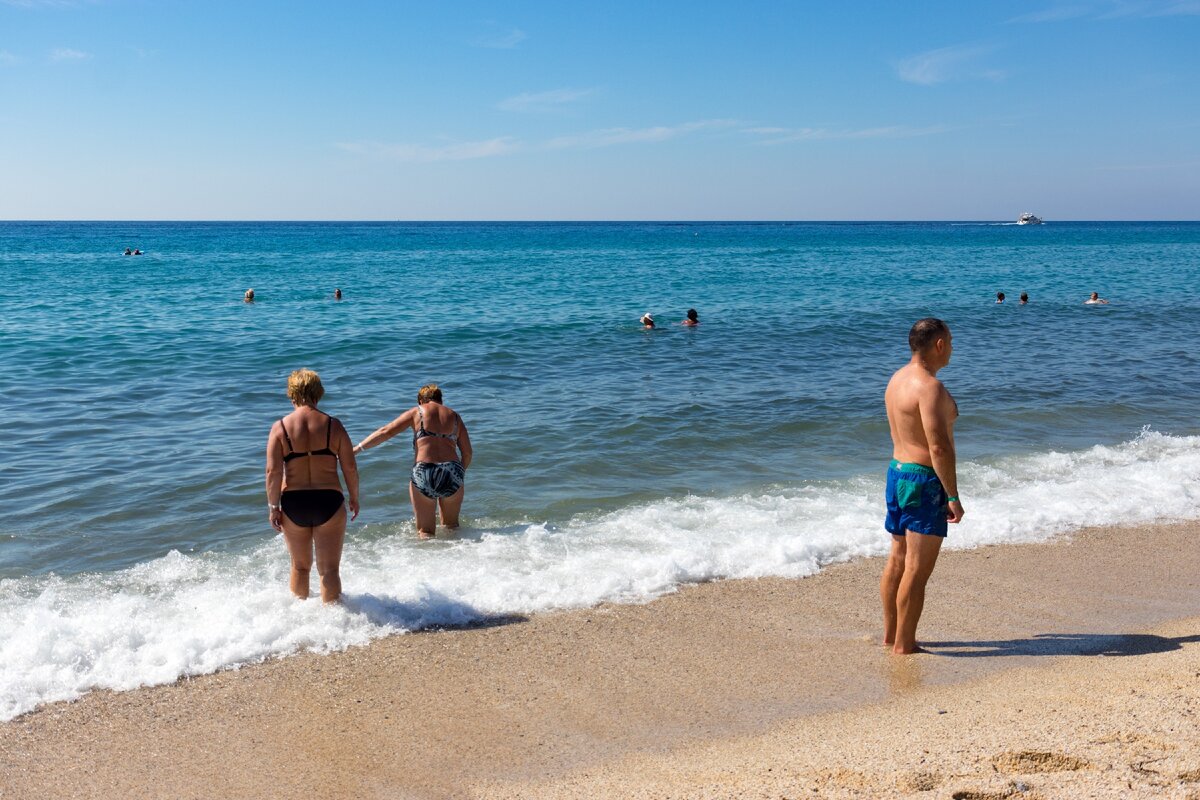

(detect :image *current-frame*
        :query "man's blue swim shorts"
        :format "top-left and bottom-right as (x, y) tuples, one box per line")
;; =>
(884, 459), (949, 537)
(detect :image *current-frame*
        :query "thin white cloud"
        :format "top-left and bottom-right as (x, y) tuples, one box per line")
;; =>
(896, 44), (1000, 85)
(1, 0), (87, 6)
(546, 120), (738, 149)
(0, 50), (20, 65)
(1010, 0), (1200, 21)
(498, 88), (593, 112)
(1007, 4), (1095, 22)
(50, 47), (89, 61)
(1095, 0), (1200, 17)
(336, 119), (741, 162)
(1095, 159), (1200, 170)
(473, 26), (527, 49)
(743, 124), (953, 144)
(1143, 0), (1200, 14)
(336, 137), (520, 163)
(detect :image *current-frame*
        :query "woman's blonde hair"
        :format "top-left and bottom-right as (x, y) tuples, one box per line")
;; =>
(287, 369), (324, 406)
(417, 383), (443, 404)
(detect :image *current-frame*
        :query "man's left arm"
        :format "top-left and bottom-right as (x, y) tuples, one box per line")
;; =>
(921, 385), (964, 523)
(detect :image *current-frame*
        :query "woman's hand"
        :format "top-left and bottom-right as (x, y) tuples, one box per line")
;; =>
(348, 497), (360, 521)
(269, 507), (284, 532)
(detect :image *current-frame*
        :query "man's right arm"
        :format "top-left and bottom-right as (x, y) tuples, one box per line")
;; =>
(920, 383), (964, 523)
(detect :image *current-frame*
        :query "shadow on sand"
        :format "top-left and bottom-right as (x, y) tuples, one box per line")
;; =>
(340, 588), (528, 633)
(924, 632), (1200, 658)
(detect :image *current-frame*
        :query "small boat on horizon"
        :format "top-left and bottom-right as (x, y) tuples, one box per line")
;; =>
(1017, 212), (1043, 225)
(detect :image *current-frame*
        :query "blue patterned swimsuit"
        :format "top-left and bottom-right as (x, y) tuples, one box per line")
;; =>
(411, 407), (465, 499)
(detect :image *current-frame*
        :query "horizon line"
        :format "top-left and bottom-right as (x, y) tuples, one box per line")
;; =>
(3, 218), (1199, 224)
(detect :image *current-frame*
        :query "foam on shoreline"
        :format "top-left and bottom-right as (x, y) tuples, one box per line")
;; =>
(2, 429), (1198, 720)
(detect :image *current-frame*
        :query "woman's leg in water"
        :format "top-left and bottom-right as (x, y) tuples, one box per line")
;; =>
(312, 504), (346, 602)
(280, 517), (314, 599)
(409, 482), (438, 539)
(437, 484), (465, 530)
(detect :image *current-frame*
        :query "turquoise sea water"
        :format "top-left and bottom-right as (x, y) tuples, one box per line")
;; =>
(2, 221), (1199, 719)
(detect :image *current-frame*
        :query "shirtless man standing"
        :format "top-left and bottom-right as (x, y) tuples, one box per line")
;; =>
(881, 318), (964, 655)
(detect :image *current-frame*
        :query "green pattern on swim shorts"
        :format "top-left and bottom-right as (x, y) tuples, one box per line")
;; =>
(895, 478), (924, 510)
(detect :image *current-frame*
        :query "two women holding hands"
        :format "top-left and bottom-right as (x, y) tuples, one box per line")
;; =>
(265, 375), (472, 601)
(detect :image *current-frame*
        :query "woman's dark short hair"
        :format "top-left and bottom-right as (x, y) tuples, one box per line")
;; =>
(909, 318), (949, 352)
(687, 308), (698, 320)
(1020, 292), (1028, 302)
(996, 292), (1005, 301)
(418, 383), (443, 404)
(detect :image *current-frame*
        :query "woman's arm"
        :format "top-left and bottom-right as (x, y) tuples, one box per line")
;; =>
(264, 422), (285, 532)
(354, 408), (416, 453)
(335, 419), (360, 521)
(456, 415), (472, 470)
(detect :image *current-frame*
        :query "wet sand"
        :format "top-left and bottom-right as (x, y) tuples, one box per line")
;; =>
(2, 521), (1199, 799)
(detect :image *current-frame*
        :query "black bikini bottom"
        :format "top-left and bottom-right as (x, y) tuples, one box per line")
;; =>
(281, 489), (345, 527)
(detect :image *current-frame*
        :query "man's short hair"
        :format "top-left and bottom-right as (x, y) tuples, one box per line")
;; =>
(909, 318), (949, 352)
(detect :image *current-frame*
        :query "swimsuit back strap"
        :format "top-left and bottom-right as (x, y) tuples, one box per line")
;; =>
(279, 419), (294, 455)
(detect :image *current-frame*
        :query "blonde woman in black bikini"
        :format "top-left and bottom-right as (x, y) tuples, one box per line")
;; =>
(265, 369), (360, 601)
(354, 383), (473, 539)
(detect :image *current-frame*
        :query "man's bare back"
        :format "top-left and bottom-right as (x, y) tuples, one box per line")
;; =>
(885, 363), (959, 472)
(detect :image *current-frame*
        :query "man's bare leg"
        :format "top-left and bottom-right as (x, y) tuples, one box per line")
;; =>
(893, 530), (943, 655)
(880, 534), (908, 646)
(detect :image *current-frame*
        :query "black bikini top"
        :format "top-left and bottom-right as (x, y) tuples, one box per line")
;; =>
(412, 406), (459, 451)
(280, 413), (337, 463)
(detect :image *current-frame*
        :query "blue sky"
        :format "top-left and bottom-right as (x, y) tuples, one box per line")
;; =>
(1, 1), (1198, 219)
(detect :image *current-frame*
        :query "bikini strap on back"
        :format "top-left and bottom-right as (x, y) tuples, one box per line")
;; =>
(279, 419), (294, 454)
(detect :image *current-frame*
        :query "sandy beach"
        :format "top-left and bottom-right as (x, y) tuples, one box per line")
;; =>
(2, 520), (1199, 799)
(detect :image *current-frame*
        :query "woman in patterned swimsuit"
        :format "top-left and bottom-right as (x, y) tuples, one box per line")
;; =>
(354, 383), (473, 539)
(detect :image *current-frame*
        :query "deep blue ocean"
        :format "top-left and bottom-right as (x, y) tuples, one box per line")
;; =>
(2, 220), (1199, 719)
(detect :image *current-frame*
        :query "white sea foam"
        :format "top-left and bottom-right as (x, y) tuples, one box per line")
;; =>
(2, 430), (1198, 721)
